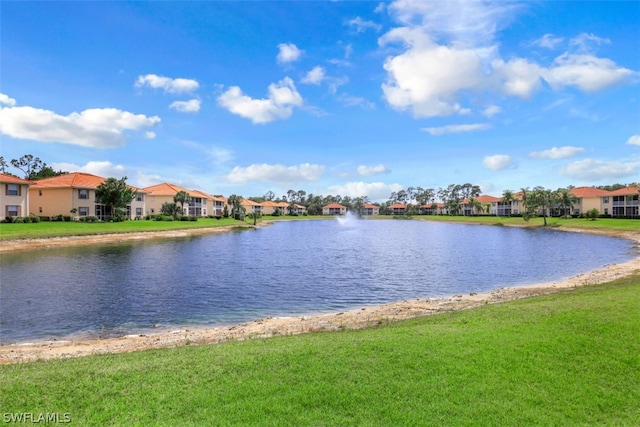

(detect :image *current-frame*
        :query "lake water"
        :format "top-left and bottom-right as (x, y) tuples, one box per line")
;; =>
(0, 219), (635, 343)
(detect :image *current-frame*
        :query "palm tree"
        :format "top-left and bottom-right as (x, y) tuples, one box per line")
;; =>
(228, 194), (244, 220)
(500, 190), (514, 216)
(174, 191), (191, 216)
(557, 188), (579, 218)
(520, 187), (531, 219)
(467, 196), (483, 216)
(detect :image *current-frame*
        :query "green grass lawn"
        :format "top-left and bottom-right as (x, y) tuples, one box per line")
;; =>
(417, 214), (640, 232)
(2, 276), (639, 426)
(0, 217), (252, 240)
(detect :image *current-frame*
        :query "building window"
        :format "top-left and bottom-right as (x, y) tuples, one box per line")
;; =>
(39, 207), (43, 213)
(78, 189), (89, 199)
(39, 190), (42, 196)
(136, 194), (143, 202)
(603, 197), (609, 203)
(79, 207), (89, 216)
(136, 207), (143, 216)
(151, 208), (155, 214)
(6, 205), (20, 217)
(6, 184), (20, 196)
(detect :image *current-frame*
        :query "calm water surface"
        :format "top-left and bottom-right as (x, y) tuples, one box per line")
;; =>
(0, 219), (634, 343)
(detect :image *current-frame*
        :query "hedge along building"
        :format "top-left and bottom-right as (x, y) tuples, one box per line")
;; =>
(29, 172), (147, 220)
(0, 173), (32, 218)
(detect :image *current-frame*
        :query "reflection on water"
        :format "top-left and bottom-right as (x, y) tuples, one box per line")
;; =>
(0, 220), (634, 343)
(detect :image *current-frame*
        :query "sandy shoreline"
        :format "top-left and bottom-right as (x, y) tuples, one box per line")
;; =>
(1, 225), (638, 364)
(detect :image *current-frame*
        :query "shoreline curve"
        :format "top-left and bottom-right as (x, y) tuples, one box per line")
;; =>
(1, 224), (638, 364)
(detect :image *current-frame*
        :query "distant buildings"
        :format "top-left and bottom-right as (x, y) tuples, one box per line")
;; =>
(1, 172), (638, 219)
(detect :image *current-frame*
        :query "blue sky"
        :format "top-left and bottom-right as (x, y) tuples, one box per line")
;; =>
(1, 1), (639, 201)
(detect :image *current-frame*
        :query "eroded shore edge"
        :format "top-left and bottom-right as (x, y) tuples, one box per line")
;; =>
(1, 225), (638, 364)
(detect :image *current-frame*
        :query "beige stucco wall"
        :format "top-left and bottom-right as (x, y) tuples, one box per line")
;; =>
(1, 183), (30, 217)
(30, 188), (76, 217)
(146, 195), (174, 216)
(579, 197), (602, 214)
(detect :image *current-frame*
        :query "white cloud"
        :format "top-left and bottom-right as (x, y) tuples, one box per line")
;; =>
(569, 33), (610, 53)
(483, 154), (515, 171)
(0, 105), (160, 148)
(144, 131), (156, 139)
(326, 181), (403, 201)
(483, 105), (502, 117)
(422, 123), (491, 136)
(387, 0), (518, 47)
(51, 161), (128, 178)
(543, 53), (636, 92)
(492, 57), (544, 98)
(560, 159), (640, 181)
(0, 93), (16, 106)
(357, 164), (390, 176)
(380, 28), (486, 117)
(135, 74), (199, 94)
(627, 135), (640, 146)
(277, 43), (303, 64)
(217, 77), (303, 124)
(301, 66), (326, 85)
(380, 2), (637, 119)
(347, 16), (382, 33)
(337, 94), (375, 109)
(530, 34), (564, 50)
(133, 171), (165, 188)
(169, 99), (201, 113)
(226, 163), (325, 184)
(529, 146), (585, 160)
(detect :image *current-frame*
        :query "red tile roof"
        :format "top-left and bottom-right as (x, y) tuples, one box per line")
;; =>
(477, 195), (501, 203)
(609, 186), (639, 196)
(570, 187), (612, 198)
(388, 203), (407, 209)
(363, 203), (378, 209)
(0, 173), (32, 185)
(323, 203), (346, 209)
(30, 172), (106, 189)
(143, 183), (209, 198)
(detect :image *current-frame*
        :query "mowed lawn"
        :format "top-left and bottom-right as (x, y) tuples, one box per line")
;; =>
(2, 277), (639, 426)
(0, 217), (249, 240)
(417, 214), (640, 232)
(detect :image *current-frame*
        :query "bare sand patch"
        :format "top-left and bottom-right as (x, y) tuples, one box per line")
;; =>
(1, 226), (638, 364)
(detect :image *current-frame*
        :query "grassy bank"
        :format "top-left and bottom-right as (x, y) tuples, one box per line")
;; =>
(0, 217), (251, 240)
(2, 276), (639, 425)
(417, 214), (640, 232)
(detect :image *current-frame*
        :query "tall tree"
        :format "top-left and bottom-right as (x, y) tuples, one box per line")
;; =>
(501, 190), (514, 216)
(174, 191), (191, 215)
(10, 155), (44, 179)
(557, 188), (579, 218)
(0, 156), (7, 174)
(527, 187), (558, 226)
(467, 196), (482, 216)
(228, 194), (244, 220)
(94, 177), (136, 220)
(263, 190), (275, 201)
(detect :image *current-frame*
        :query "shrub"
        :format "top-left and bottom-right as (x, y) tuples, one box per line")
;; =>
(28, 215), (41, 223)
(180, 216), (190, 221)
(63, 215), (72, 222)
(189, 216), (198, 221)
(39, 216), (51, 222)
(4, 216), (14, 223)
(162, 216), (174, 221)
